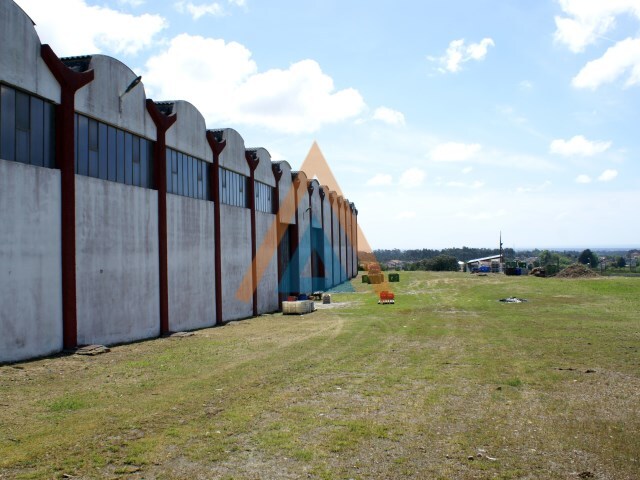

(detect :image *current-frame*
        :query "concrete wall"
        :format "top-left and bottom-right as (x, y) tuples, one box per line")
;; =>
(256, 212), (279, 313)
(75, 55), (156, 140)
(321, 186), (333, 289)
(218, 128), (252, 321)
(272, 161), (294, 297)
(338, 198), (347, 283)
(345, 202), (353, 278)
(252, 149), (278, 313)
(0, 159), (62, 362)
(75, 176), (160, 346)
(167, 194), (215, 331)
(219, 128), (249, 176)
(0, 0), (59, 102)
(253, 148), (275, 187)
(309, 180), (322, 229)
(165, 100), (215, 330)
(220, 204), (253, 320)
(276, 161), (296, 225)
(351, 204), (358, 276)
(295, 173), (312, 294)
(166, 100), (212, 163)
(330, 194), (341, 287)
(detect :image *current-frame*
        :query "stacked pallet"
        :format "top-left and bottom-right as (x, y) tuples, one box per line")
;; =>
(282, 300), (315, 315)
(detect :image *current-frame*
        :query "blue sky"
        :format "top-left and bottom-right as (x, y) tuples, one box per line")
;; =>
(16, 0), (640, 250)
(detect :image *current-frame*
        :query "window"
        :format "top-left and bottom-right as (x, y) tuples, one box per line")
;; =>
(165, 147), (211, 200)
(0, 84), (55, 168)
(74, 113), (154, 188)
(219, 167), (248, 208)
(255, 180), (275, 214)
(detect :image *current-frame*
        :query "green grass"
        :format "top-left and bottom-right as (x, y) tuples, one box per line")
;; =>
(1, 271), (639, 479)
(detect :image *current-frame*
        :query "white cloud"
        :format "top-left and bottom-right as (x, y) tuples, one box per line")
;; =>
(549, 135), (611, 156)
(366, 173), (393, 186)
(572, 37), (640, 89)
(398, 168), (426, 189)
(575, 174), (592, 183)
(372, 107), (405, 126)
(462, 166), (473, 174)
(118, 0), (146, 6)
(397, 211), (417, 219)
(555, 1), (640, 90)
(429, 38), (495, 73)
(519, 80), (533, 90)
(598, 169), (618, 181)
(430, 142), (482, 162)
(142, 34), (365, 133)
(175, 1), (225, 19)
(554, 0), (640, 53)
(516, 180), (552, 193)
(16, 0), (167, 56)
(445, 180), (484, 189)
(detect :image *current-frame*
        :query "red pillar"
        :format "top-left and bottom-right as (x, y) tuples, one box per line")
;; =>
(245, 151), (260, 317)
(271, 164), (284, 308)
(206, 131), (227, 325)
(41, 45), (94, 350)
(145, 100), (176, 336)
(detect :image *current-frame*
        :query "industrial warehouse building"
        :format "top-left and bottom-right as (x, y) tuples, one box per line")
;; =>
(0, 0), (358, 363)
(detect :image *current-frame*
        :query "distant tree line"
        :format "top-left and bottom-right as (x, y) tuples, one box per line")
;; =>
(372, 247), (515, 263)
(405, 255), (459, 272)
(359, 247), (637, 273)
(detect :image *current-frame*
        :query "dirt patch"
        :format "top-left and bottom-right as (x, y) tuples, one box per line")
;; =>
(314, 301), (360, 310)
(556, 264), (600, 278)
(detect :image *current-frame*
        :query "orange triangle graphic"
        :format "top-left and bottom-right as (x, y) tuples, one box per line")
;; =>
(236, 141), (390, 302)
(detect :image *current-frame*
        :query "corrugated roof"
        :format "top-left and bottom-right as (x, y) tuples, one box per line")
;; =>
(60, 55), (92, 73)
(154, 101), (174, 116)
(466, 254), (503, 264)
(207, 129), (225, 142)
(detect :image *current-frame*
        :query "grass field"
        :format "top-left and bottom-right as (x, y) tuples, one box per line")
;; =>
(1, 272), (639, 479)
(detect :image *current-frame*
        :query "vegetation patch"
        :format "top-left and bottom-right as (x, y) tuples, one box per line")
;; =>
(1, 272), (638, 479)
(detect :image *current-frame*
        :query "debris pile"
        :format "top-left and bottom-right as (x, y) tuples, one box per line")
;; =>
(499, 297), (527, 303)
(530, 267), (546, 277)
(556, 263), (599, 278)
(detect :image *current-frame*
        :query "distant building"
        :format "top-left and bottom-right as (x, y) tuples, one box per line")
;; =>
(466, 254), (503, 273)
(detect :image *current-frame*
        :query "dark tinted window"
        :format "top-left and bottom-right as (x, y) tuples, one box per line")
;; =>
(74, 113), (154, 188)
(166, 147), (211, 200)
(219, 167), (248, 208)
(0, 86), (55, 168)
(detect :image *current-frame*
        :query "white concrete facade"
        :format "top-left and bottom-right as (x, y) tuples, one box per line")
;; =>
(345, 202), (353, 278)
(321, 186), (334, 289)
(338, 197), (348, 283)
(167, 194), (216, 331)
(74, 55), (156, 141)
(1, 0), (360, 363)
(166, 101), (213, 164)
(294, 172), (312, 295)
(218, 129), (253, 321)
(0, 0), (59, 103)
(75, 176), (160, 346)
(220, 204), (253, 320)
(256, 212), (279, 313)
(166, 101), (216, 330)
(253, 148), (278, 313)
(1, 0), (62, 362)
(330, 193), (342, 287)
(0, 160), (63, 362)
(351, 204), (358, 277)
